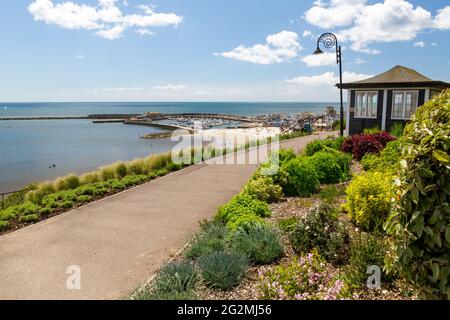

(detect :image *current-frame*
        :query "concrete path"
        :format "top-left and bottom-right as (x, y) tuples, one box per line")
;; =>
(0, 132), (335, 300)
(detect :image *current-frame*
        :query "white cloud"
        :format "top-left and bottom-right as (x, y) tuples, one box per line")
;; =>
(304, 0), (450, 54)
(354, 57), (366, 64)
(95, 24), (125, 40)
(28, 0), (182, 40)
(136, 28), (155, 36)
(76, 55), (84, 59)
(302, 30), (312, 38)
(433, 6), (450, 29)
(215, 31), (301, 65)
(413, 41), (425, 48)
(301, 52), (336, 67)
(304, 0), (367, 29)
(153, 84), (186, 91)
(286, 71), (372, 86)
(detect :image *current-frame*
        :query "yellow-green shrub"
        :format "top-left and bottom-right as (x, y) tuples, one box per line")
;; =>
(241, 176), (282, 203)
(346, 171), (393, 231)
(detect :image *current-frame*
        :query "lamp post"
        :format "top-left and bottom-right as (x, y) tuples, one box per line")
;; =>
(313, 33), (344, 136)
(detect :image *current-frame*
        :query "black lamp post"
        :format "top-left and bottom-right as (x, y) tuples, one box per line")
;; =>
(313, 33), (344, 136)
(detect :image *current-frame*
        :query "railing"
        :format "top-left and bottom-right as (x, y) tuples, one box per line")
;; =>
(1, 191), (20, 210)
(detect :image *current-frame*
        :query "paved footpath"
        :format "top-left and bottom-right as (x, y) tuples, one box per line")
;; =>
(0, 132), (335, 300)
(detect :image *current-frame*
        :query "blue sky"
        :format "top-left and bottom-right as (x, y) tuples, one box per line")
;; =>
(0, 0), (449, 102)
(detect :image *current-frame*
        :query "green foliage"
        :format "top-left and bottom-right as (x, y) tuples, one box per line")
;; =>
(281, 157), (319, 197)
(277, 217), (299, 232)
(154, 261), (198, 294)
(114, 163), (128, 179)
(185, 221), (229, 259)
(0, 185), (36, 210)
(304, 136), (343, 157)
(363, 127), (381, 134)
(198, 251), (249, 290)
(259, 252), (344, 300)
(231, 223), (284, 264)
(226, 214), (265, 232)
(277, 148), (297, 164)
(20, 214), (40, 223)
(343, 233), (392, 290)
(346, 171), (393, 231)
(389, 122), (404, 138)
(100, 168), (115, 181)
(135, 261), (198, 300)
(154, 168), (169, 177)
(216, 194), (271, 224)
(308, 151), (342, 184)
(289, 204), (350, 265)
(385, 89), (450, 300)
(360, 140), (401, 173)
(0, 220), (9, 230)
(121, 175), (148, 187)
(241, 176), (282, 203)
(76, 195), (92, 203)
(318, 184), (346, 204)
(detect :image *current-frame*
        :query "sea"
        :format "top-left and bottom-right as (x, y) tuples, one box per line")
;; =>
(0, 102), (337, 193)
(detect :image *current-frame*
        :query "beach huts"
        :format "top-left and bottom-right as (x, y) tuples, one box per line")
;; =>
(338, 65), (450, 135)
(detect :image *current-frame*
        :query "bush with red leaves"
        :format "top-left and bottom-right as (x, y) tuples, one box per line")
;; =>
(342, 131), (396, 160)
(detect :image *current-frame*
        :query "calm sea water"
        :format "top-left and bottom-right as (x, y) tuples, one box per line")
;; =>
(0, 102), (337, 193)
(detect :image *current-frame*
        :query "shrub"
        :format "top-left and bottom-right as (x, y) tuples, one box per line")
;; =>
(100, 168), (115, 181)
(166, 162), (182, 172)
(308, 151), (342, 184)
(389, 122), (404, 138)
(39, 207), (52, 215)
(18, 201), (41, 216)
(64, 174), (80, 190)
(216, 194), (271, 223)
(304, 139), (336, 156)
(0, 221), (9, 230)
(147, 172), (158, 180)
(0, 206), (19, 221)
(277, 217), (298, 232)
(363, 127), (381, 134)
(114, 163), (128, 179)
(343, 233), (392, 290)
(231, 223), (284, 264)
(385, 89), (450, 300)
(226, 214), (265, 232)
(121, 175), (148, 187)
(79, 172), (99, 185)
(154, 261), (198, 294)
(361, 140), (401, 173)
(185, 221), (228, 259)
(318, 184), (346, 205)
(342, 132), (396, 160)
(277, 148), (297, 164)
(289, 204), (350, 265)
(20, 214), (40, 223)
(281, 157), (319, 197)
(241, 176), (282, 203)
(76, 195), (92, 203)
(127, 159), (146, 175)
(259, 252), (344, 300)
(154, 168), (169, 177)
(346, 171), (393, 231)
(198, 251), (249, 290)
